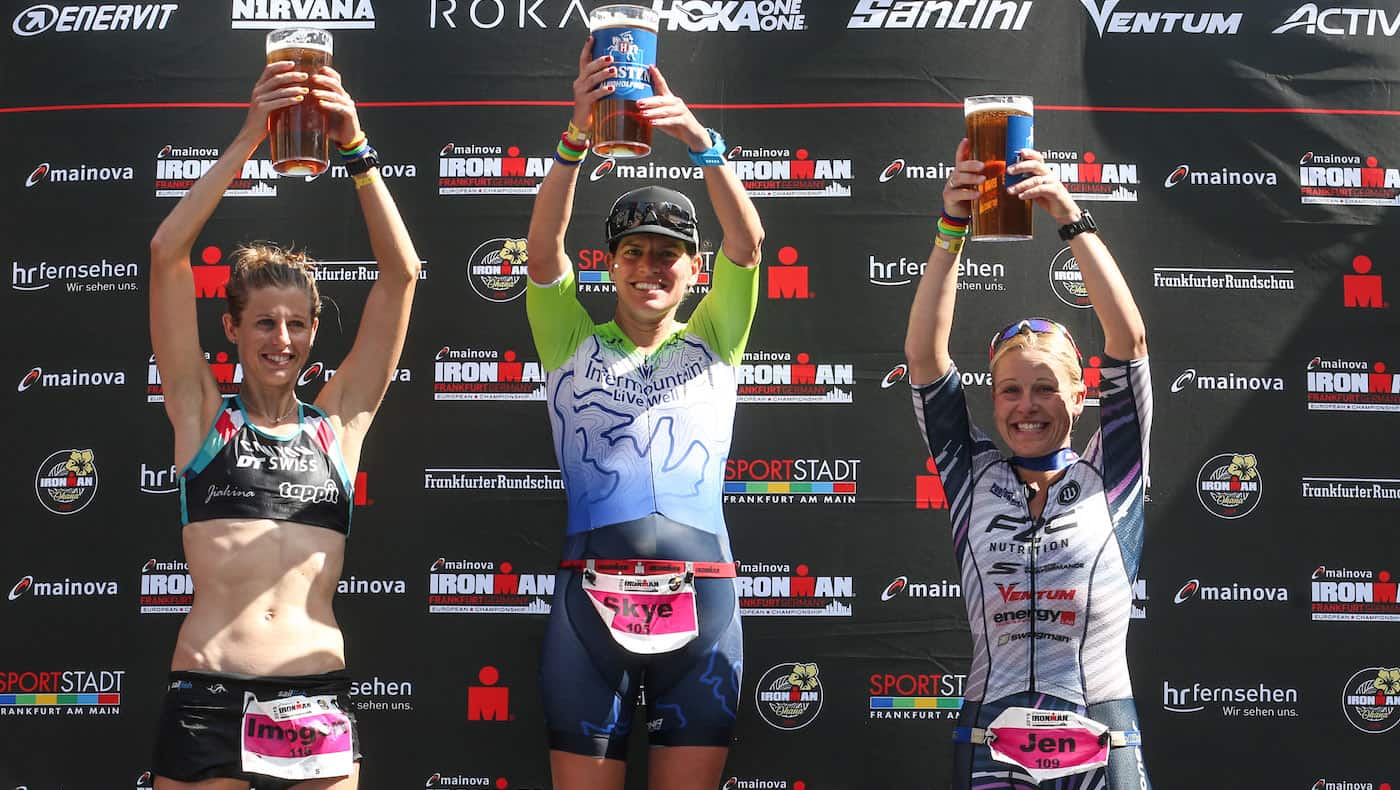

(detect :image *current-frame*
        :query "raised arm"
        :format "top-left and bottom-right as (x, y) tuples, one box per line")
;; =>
(1008, 149), (1147, 360)
(308, 68), (420, 462)
(641, 67), (763, 269)
(905, 139), (982, 386)
(150, 61), (306, 461)
(526, 38), (613, 286)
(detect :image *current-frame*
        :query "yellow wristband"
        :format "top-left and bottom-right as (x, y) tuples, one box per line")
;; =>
(934, 233), (964, 256)
(352, 170), (379, 189)
(566, 120), (589, 144)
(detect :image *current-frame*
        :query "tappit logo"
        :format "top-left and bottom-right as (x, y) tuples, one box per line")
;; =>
(1311, 566), (1399, 622)
(755, 662), (823, 729)
(139, 462), (178, 495)
(438, 143), (551, 196)
(768, 246), (812, 299)
(155, 145), (277, 198)
(466, 238), (528, 302)
(1342, 666), (1400, 733)
(1305, 356), (1400, 412)
(432, 346), (546, 401)
(231, 0), (374, 28)
(654, 0), (807, 31)
(1162, 679), (1299, 717)
(11, 3), (178, 36)
(572, 246), (714, 295)
(467, 665), (512, 722)
(737, 351), (854, 403)
(1169, 367), (1285, 394)
(848, 0), (1032, 30)
(299, 361), (411, 388)
(1196, 453), (1262, 519)
(735, 562), (853, 616)
(876, 158), (954, 183)
(427, 558), (553, 614)
(148, 351), (243, 402)
(728, 146), (852, 198)
(868, 671), (966, 720)
(1171, 578), (1288, 606)
(139, 558), (193, 614)
(24, 160), (134, 187)
(880, 575), (960, 601)
(1301, 475), (1400, 504)
(423, 467), (564, 495)
(17, 365), (127, 392)
(724, 457), (859, 504)
(1299, 151), (1400, 206)
(1344, 254), (1386, 308)
(10, 257), (141, 294)
(1078, 0), (1242, 35)
(1162, 162), (1279, 190)
(348, 676), (414, 712)
(1276, 3), (1400, 36)
(1048, 247), (1092, 309)
(0, 670), (124, 716)
(588, 158), (705, 183)
(34, 449), (99, 515)
(915, 458), (949, 510)
(868, 251), (1006, 291)
(8, 573), (118, 602)
(1043, 150), (1138, 202)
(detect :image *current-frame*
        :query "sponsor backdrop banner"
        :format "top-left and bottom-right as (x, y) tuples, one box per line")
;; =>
(2, 1), (1398, 788)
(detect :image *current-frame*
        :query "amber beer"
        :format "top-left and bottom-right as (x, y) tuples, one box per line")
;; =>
(589, 5), (660, 158)
(965, 95), (1034, 241)
(266, 27), (333, 177)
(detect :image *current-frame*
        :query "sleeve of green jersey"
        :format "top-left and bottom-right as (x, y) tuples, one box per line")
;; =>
(685, 249), (760, 367)
(526, 270), (596, 372)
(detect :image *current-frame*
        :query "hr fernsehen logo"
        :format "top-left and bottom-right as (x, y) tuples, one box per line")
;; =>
(1344, 255), (1386, 308)
(467, 666), (511, 721)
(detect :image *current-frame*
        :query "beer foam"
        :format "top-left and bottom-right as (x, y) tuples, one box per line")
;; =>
(590, 7), (659, 33)
(266, 30), (333, 56)
(964, 97), (1033, 116)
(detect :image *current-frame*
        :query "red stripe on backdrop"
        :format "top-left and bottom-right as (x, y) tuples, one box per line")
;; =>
(3, 101), (1400, 115)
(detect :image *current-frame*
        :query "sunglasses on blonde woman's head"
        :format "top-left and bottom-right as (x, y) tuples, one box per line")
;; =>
(988, 317), (1082, 362)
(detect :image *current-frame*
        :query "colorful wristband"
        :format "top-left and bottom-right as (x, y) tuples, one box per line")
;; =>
(940, 210), (970, 226)
(555, 139), (586, 163)
(552, 152), (583, 167)
(937, 219), (969, 237)
(337, 134), (368, 157)
(559, 132), (588, 153)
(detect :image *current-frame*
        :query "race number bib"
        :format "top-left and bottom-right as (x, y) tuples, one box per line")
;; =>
(241, 692), (354, 781)
(984, 707), (1111, 782)
(581, 562), (700, 655)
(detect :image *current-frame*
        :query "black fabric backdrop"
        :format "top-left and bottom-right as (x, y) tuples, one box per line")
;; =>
(2, 1), (1399, 788)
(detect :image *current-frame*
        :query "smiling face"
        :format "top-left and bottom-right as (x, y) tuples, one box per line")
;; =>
(991, 346), (1085, 458)
(609, 232), (701, 324)
(222, 285), (318, 389)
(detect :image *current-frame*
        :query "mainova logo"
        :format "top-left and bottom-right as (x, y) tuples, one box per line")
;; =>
(848, 0), (1032, 30)
(734, 562), (853, 616)
(155, 145), (277, 198)
(438, 143), (551, 196)
(724, 457), (859, 505)
(588, 157), (704, 184)
(1078, 0), (1242, 35)
(12, 3), (177, 36)
(880, 575), (960, 601)
(1299, 151), (1400, 206)
(298, 361), (411, 388)
(1162, 162), (1279, 190)
(737, 350), (854, 403)
(1275, 4), (1400, 36)
(1169, 368), (1285, 394)
(24, 160), (135, 187)
(9, 573), (119, 601)
(728, 145), (852, 198)
(877, 158), (954, 183)
(231, 0), (374, 29)
(1171, 578), (1288, 605)
(17, 365), (126, 392)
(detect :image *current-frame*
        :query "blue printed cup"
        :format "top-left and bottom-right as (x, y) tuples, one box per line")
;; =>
(589, 4), (661, 158)
(964, 95), (1035, 241)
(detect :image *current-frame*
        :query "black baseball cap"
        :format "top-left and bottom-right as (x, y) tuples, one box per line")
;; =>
(605, 186), (700, 249)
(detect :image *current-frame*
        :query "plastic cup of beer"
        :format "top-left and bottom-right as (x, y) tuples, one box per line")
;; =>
(266, 27), (333, 177)
(589, 4), (661, 158)
(964, 95), (1034, 241)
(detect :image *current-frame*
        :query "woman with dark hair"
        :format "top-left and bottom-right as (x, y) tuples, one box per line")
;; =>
(905, 139), (1153, 789)
(523, 38), (764, 790)
(148, 60), (418, 789)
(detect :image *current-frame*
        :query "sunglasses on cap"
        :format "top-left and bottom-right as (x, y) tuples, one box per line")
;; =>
(606, 201), (697, 242)
(988, 317), (1082, 362)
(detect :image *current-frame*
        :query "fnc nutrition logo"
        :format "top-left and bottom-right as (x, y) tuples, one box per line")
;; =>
(12, 3), (177, 36)
(433, 346), (546, 401)
(1299, 151), (1400, 206)
(1196, 452), (1262, 519)
(727, 145), (852, 198)
(148, 351), (243, 402)
(427, 558), (553, 614)
(737, 350), (854, 403)
(465, 237), (528, 302)
(735, 562), (853, 617)
(24, 160), (135, 187)
(724, 457), (859, 505)
(232, 0), (374, 28)
(0, 669), (124, 716)
(155, 145), (277, 198)
(34, 449), (99, 515)
(1305, 356), (1400, 412)
(438, 143), (551, 196)
(755, 661), (823, 729)
(1079, 0), (1242, 35)
(868, 671), (966, 720)
(139, 558), (193, 614)
(1171, 578), (1288, 606)
(1342, 666), (1400, 734)
(17, 364), (126, 393)
(1276, 3), (1400, 36)
(1162, 162), (1280, 190)
(1043, 149), (1139, 202)
(848, 0), (1032, 29)
(1311, 566), (1399, 622)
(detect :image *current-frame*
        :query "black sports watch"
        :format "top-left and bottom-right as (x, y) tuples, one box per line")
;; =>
(1058, 211), (1098, 241)
(345, 146), (380, 176)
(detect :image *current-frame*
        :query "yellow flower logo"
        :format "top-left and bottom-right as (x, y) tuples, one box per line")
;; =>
(787, 663), (820, 691)
(1227, 454), (1258, 482)
(498, 238), (527, 274)
(66, 450), (94, 477)
(1376, 667), (1400, 695)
